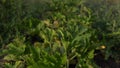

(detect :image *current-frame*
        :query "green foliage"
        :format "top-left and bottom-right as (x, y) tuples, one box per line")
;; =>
(84, 0), (120, 60)
(0, 0), (120, 68)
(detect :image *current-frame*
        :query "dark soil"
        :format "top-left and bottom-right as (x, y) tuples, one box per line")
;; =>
(94, 50), (120, 68)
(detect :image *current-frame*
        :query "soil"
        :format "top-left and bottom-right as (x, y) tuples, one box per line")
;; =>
(94, 50), (120, 68)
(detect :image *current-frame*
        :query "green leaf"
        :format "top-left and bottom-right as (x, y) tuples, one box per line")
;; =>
(4, 54), (16, 61)
(88, 50), (94, 59)
(61, 54), (67, 64)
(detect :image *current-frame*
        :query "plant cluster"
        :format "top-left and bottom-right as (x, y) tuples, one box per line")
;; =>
(0, 0), (120, 68)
